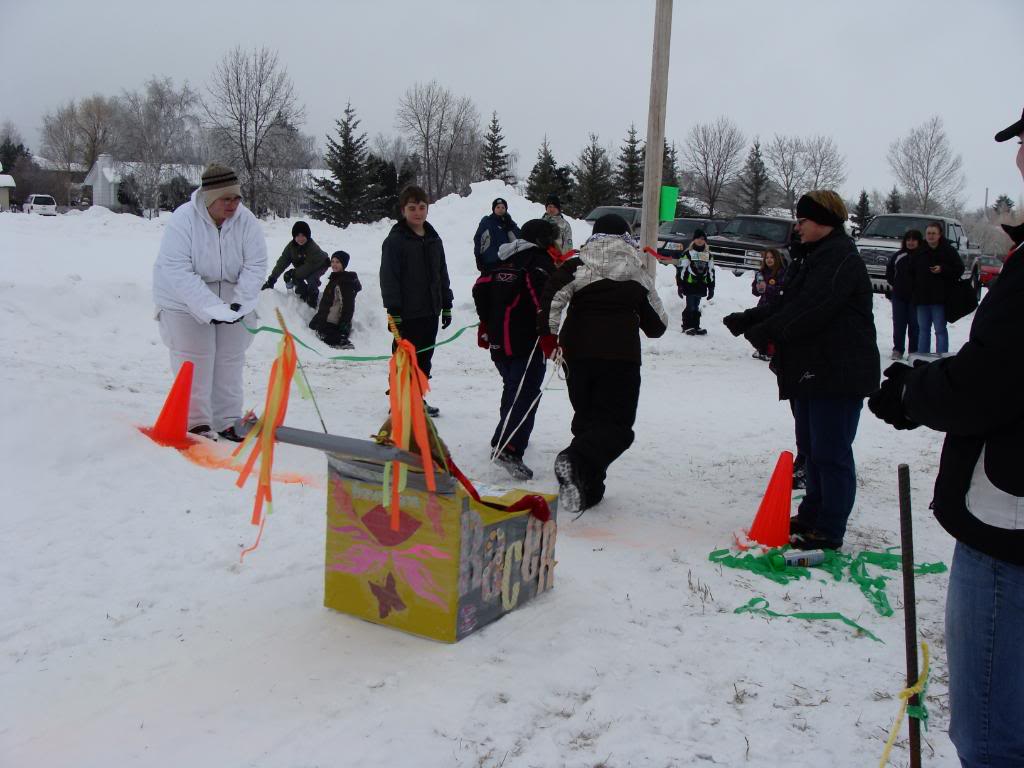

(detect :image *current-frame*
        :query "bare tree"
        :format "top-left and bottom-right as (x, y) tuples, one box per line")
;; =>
(41, 100), (80, 172)
(120, 76), (198, 216)
(887, 115), (966, 214)
(76, 94), (122, 170)
(803, 135), (847, 191)
(764, 134), (807, 215)
(681, 116), (746, 217)
(204, 46), (306, 215)
(395, 80), (480, 200)
(260, 119), (317, 217)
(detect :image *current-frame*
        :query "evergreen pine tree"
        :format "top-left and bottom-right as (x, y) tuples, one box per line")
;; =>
(736, 139), (770, 214)
(993, 193), (1015, 215)
(0, 138), (31, 176)
(481, 111), (512, 183)
(571, 133), (615, 217)
(308, 102), (369, 228)
(853, 189), (872, 228)
(662, 140), (679, 187)
(614, 124), (644, 207)
(364, 154), (415, 220)
(526, 136), (559, 201)
(885, 185), (901, 213)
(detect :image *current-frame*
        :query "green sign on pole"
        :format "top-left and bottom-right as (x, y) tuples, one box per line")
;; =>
(659, 185), (678, 222)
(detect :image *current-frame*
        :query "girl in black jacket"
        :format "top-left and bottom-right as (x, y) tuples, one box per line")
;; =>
(912, 222), (963, 354)
(885, 229), (922, 359)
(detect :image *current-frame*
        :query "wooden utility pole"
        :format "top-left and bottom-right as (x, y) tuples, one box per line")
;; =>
(640, 0), (674, 277)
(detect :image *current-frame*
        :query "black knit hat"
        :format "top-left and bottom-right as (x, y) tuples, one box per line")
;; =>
(592, 214), (630, 236)
(292, 221), (311, 239)
(520, 219), (558, 248)
(331, 250), (350, 268)
(692, 228), (707, 240)
(545, 194), (561, 211)
(492, 197), (509, 211)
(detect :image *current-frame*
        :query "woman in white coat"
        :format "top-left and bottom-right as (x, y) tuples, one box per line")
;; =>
(152, 164), (267, 441)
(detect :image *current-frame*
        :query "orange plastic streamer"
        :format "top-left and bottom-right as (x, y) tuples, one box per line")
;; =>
(232, 311), (298, 561)
(385, 321), (437, 531)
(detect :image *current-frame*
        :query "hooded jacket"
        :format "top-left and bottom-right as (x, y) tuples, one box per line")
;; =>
(538, 234), (668, 363)
(153, 188), (267, 323)
(473, 239), (554, 360)
(542, 211), (574, 254)
(677, 248), (715, 298)
(266, 238), (330, 286)
(310, 270), (361, 330)
(473, 212), (521, 271)
(902, 240), (1024, 565)
(379, 220), (453, 320)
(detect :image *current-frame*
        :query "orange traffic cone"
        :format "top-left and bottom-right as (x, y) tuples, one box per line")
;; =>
(746, 450), (794, 547)
(140, 361), (194, 448)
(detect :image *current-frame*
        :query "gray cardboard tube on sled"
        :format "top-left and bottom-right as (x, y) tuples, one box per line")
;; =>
(274, 426), (457, 495)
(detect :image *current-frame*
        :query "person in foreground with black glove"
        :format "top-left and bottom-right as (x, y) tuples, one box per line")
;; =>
(152, 163), (267, 441)
(538, 213), (668, 516)
(868, 109), (1024, 767)
(472, 219), (557, 480)
(722, 190), (879, 550)
(379, 185), (453, 418)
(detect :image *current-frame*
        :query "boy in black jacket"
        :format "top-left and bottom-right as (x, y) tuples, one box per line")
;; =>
(379, 185), (453, 417)
(473, 219), (557, 480)
(538, 214), (668, 516)
(309, 251), (361, 349)
(262, 221), (331, 308)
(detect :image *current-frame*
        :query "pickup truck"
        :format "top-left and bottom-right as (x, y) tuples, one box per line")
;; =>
(855, 213), (981, 296)
(706, 215), (796, 273)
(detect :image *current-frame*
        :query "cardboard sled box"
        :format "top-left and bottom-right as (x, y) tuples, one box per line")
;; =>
(324, 452), (559, 642)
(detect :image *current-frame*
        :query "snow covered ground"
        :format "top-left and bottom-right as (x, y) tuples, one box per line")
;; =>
(1, 181), (968, 767)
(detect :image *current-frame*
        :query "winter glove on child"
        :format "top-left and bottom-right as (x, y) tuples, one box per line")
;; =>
(441, 309), (452, 329)
(723, 311), (750, 337)
(477, 322), (489, 349)
(868, 362), (920, 430)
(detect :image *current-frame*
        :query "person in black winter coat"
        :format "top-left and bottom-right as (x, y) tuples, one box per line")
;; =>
(867, 109), (1024, 767)
(262, 221), (331, 308)
(884, 229), (922, 359)
(538, 214), (668, 516)
(473, 197), (521, 272)
(723, 190), (880, 550)
(472, 219), (557, 480)
(309, 251), (361, 349)
(379, 186), (453, 415)
(912, 222), (963, 355)
(659, 229), (715, 334)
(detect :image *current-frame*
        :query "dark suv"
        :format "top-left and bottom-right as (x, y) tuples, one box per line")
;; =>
(707, 215), (796, 273)
(654, 217), (729, 259)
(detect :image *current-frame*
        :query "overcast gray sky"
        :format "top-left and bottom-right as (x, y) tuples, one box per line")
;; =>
(4, 0), (1022, 209)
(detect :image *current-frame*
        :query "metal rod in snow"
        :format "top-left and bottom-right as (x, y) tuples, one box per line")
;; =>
(640, 0), (673, 278)
(898, 463), (922, 768)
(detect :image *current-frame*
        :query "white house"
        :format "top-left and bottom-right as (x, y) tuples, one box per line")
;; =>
(84, 154), (204, 210)
(0, 163), (14, 211)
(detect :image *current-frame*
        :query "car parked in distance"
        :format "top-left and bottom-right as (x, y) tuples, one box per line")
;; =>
(654, 217), (730, 259)
(23, 194), (57, 215)
(978, 253), (1003, 288)
(706, 215), (796, 273)
(855, 213), (982, 296)
(583, 205), (643, 235)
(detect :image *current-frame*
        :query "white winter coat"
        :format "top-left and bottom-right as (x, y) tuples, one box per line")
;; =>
(153, 189), (267, 323)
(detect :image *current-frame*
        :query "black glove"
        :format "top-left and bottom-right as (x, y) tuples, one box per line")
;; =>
(723, 312), (749, 337)
(441, 309), (452, 330)
(707, 289), (715, 301)
(867, 362), (919, 430)
(283, 269), (295, 283)
(261, 280), (274, 291)
(744, 323), (771, 353)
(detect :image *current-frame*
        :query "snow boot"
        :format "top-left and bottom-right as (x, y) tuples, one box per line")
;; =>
(495, 450), (534, 481)
(554, 450), (585, 517)
(423, 401), (440, 418)
(189, 424), (214, 439)
(681, 308), (699, 334)
(218, 426), (245, 443)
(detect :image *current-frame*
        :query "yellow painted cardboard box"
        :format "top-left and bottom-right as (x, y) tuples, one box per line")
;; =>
(324, 455), (559, 642)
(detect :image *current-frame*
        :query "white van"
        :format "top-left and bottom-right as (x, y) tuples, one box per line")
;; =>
(23, 194), (57, 215)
